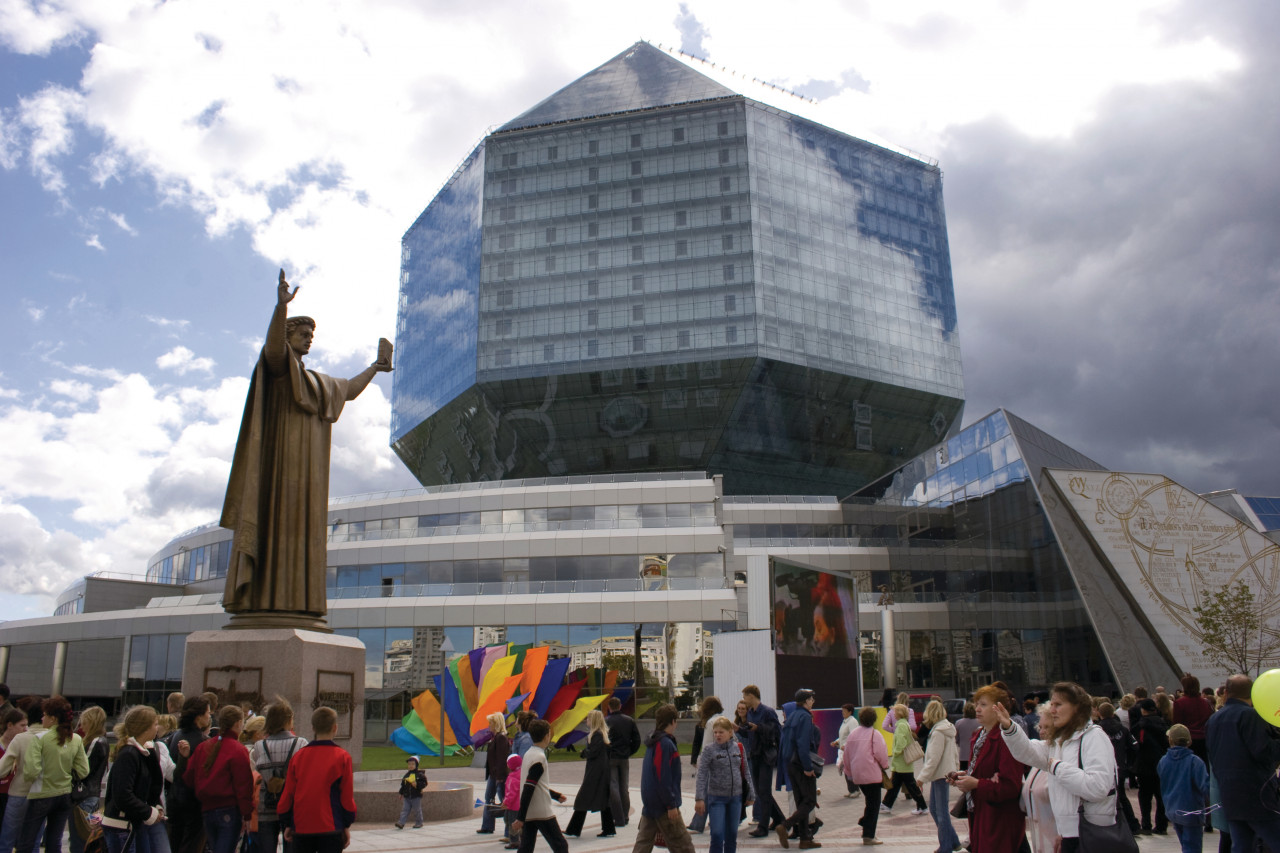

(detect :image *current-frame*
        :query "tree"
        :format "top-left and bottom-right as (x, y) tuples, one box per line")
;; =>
(1192, 581), (1280, 677)
(682, 655), (712, 691)
(601, 652), (658, 686)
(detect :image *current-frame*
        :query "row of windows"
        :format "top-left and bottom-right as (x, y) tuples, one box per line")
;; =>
(486, 326), (756, 366)
(493, 173), (737, 223)
(325, 553), (725, 587)
(491, 148), (740, 198)
(329, 502), (716, 540)
(147, 539), (233, 584)
(488, 240), (742, 278)
(491, 119), (740, 171)
(490, 293), (746, 340)
(489, 205), (741, 251)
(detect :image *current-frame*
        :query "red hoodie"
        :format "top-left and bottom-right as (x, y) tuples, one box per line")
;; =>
(183, 735), (254, 818)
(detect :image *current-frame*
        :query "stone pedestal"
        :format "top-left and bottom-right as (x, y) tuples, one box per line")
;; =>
(183, 629), (365, 768)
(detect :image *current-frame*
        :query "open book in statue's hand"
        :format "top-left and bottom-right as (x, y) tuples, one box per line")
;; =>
(375, 337), (394, 371)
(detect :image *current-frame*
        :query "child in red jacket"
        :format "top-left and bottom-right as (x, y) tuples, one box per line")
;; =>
(183, 706), (254, 853)
(278, 707), (357, 853)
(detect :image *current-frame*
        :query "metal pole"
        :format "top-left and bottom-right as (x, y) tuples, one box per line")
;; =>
(51, 641), (68, 697)
(0, 646), (9, 683)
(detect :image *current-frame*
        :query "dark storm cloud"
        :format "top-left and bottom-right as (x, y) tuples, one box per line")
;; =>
(941, 0), (1280, 494)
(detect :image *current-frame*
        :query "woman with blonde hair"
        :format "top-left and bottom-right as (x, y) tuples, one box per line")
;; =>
(102, 706), (167, 853)
(564, 709), (614, 838)
(69, 706), (110, 853)
(478, 711), (510, 835)
(882, 703), (927, 814)
(688, 696), (724, 833)
(915, 700), (959, 853)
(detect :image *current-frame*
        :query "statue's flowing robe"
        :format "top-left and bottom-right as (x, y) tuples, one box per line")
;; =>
(221, 307), (348, 616)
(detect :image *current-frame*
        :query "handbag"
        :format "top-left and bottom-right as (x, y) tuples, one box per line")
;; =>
(950, 795), (968, 819)
(807, 751), (825, 778)
(901, 726), (924, 765)
(1076, 729), (1138, 853)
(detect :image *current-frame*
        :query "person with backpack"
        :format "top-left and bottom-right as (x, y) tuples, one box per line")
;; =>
(694, 715), (756, 853)
(252, 699), (307, 853)
(1097, 702), (1141, 833)
(1132, 698), (1171, 834)
(395, 756), (426, 830)
(277, 708), (357, 853)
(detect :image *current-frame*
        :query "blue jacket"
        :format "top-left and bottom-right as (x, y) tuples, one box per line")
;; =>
(1157, 746), (1208, 826)
(639, 729), (681, 818)
(781, 705), (820, 773)
(745, 703), (781, 765)
(1206, 698), (1280, 822)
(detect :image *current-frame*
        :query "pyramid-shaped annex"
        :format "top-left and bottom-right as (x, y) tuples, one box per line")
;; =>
(499, 41), (736, 132)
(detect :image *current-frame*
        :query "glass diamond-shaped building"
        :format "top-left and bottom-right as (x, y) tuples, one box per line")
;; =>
(392, 42), (963, 495)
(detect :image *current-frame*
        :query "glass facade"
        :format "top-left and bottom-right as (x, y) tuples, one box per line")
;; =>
(850, 410), (1117, 698)
(391, 42), (964, 496)
(1244, 495), (1280, 531)
(123, 633), (187, 710)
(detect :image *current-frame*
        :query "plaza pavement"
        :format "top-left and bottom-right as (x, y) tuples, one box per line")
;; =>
(348, 758), (1187, 852)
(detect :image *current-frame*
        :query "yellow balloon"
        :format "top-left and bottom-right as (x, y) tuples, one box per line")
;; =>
(1251, 668), (1280, 726)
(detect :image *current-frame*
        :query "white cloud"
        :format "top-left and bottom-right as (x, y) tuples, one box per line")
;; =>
(145, 314), (191, 330)
(0, 501), (104, 599)
(48, 378), (95, 402)
(26, 304), (45, 321)
(156, 345), (216, 375)
(85, 234), (103, 250)
(16, 84), (84, 194)
(108, 211), (137, 234)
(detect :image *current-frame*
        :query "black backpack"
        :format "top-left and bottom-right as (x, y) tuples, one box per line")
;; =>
(257, 737), (301, 812)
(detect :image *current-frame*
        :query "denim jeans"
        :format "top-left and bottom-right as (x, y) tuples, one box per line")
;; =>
(255, 821), (290, 853)
(397, 796), (423, 827)
(1173, 823), (1204, 853)
(201, 807), (242, 853)
(69, 797), (100, 853)
(706, 795), (741, 853)
(0, 795), (28, 853)
(479, 777), (500, 832)
(103, 820), (171, 853)
(928, 778), (960, 853)
(18, 794), (70, 853)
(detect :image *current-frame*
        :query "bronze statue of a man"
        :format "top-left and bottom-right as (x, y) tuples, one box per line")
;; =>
(220, 270), (392, 629)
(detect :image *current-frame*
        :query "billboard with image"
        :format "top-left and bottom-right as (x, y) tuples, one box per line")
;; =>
(771, 559), (861, 705)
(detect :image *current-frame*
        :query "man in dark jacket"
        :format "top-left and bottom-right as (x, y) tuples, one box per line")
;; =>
(743, 684), (786, 838)
(1206, 674), (1280, 852)
(1131, 698), (1170, 834)
(778, 689), (822, 849)
(632, 705), (692, 853)
(605, 697), (640, 827)
(1098, 702), (1141, 832)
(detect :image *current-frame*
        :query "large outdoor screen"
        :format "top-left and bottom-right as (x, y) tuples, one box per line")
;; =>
(772, 559), (861, 705)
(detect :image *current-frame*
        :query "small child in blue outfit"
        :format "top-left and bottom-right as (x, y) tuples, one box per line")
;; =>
(1157, 723), (1209, 853)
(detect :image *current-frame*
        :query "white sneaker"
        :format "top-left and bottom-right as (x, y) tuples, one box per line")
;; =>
(879, 804), (892, 814)
(911, 807), (928, 816)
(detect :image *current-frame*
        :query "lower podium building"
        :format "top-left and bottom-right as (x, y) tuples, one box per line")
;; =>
(4, 408), (1278, 740)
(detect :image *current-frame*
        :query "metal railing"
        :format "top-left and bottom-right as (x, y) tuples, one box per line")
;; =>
(326, 576), (731, 600)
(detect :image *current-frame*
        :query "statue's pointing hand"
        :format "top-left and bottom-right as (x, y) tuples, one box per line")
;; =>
(277, 268), (299, 305)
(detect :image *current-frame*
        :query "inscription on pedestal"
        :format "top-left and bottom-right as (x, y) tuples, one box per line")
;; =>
(314, 669), (355, 739)
(204, 665), (266, 713)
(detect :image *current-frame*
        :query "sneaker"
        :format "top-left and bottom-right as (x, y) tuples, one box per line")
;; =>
(394, 824), (404, 830)
(412, 824), (423, 829)
(911, 807), (929, 816)
(597, 832), (616, 838)
(862, 839), (884, 846)
(880, 804), (892, 814)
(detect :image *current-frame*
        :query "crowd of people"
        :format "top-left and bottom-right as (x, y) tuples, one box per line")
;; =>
(4, 670), (1280, 853)
(0, 685), (354, 853)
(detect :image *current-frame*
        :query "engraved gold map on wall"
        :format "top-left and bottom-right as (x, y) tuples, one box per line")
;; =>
(1046, 470), (1280, 680)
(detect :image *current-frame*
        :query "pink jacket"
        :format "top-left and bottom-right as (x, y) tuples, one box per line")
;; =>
(841, 725), (890, 785)
(503, 755), (521, 805)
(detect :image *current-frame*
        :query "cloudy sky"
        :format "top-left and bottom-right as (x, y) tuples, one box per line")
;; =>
(2, 0), (1276, 620)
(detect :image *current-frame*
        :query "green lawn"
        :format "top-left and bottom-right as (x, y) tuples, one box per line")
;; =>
(360, 741), (690, 771)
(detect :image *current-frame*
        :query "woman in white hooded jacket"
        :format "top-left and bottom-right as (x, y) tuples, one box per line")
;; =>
(914, 701), (959, 853)
(994, 682), (1117, 853)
